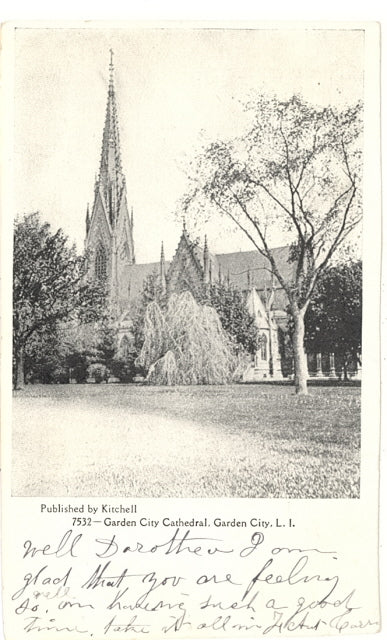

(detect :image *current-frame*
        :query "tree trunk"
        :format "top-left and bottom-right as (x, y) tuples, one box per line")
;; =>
(14, 346), (25, 390)
(267, 305), (274, 377)
(266, 286), (275, 378)
(343, 354), (349, 381)
(292, 309), (308, 395)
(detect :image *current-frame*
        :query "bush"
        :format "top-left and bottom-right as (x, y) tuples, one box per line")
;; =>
(25, 355), (68, 384)
(87, 362), (109, 384)
(67, 351), (89, 383)
(109, 357), (137, 383)
(51, 366), (69, 384)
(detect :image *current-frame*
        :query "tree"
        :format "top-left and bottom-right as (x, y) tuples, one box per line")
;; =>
(136, 291), (249, 385)
(130, 272), (258, 373)
(13, 213), (105, 389)
(304, 260), (362, 378)
(205, 281), (258, 355)
(129, 270), (165, 357)
(181, 94), (362, 393)
(24, 328), (69, 384)
(60, 313), (116, 383)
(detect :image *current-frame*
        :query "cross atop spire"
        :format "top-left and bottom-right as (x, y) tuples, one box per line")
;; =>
(85, 202), (90, 233)
(203, 234), (209, 284)
(160, 241), (167, 294)
(109, 49), (114, 90)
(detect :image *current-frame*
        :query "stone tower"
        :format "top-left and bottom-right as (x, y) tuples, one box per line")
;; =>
(85, 51), (135, 313)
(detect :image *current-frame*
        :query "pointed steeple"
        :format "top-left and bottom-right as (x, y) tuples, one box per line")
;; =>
(203, 234), (209, 284)
(97, 50), (124, 227)
(85, 53), (135, 298)
(160, 241), (167, 295)
(85, 203), (90, 233)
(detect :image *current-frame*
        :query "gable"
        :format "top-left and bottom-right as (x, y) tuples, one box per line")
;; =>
(167, 236), (204, 296)
(117, 220), (134, 265)
(117, 196), (134, 255)
(86, 189), (112, 250)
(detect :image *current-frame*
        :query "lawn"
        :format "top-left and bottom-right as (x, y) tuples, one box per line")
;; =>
(12, 383), (360, 498)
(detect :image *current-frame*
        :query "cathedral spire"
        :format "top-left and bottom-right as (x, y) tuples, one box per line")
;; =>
(160, 241), (167, 295)
(85, 203), (90, 233)
(85, 54), (135, 291)
(203, 234), (210, 284)
(98, 50), (124, 226)
(109, 48), (114, 88)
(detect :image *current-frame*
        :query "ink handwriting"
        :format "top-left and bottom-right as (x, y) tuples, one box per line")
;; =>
(8, 528), (379, 636)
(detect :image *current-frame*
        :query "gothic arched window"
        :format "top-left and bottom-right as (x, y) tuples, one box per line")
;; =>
(95, 244), (107, 280)
(261, 334), (268, 361)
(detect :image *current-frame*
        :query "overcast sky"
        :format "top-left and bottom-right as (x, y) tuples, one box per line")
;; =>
(13, 26), (364, 263)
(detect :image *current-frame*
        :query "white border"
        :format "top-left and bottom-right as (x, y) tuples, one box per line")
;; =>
(0, 9), (384, 640)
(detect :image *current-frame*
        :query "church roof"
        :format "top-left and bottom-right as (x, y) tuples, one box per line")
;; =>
(124, 245), (291, 311)
(126, 261), (171, 299)
(216, 246), (292, 287)
(188, 241), (219, 275)
(216, 247), (292, 311)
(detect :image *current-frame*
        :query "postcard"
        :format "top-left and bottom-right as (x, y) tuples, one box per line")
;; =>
(0, 21), (381, 639)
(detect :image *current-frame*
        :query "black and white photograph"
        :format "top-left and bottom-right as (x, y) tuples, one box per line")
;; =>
(10, 26), (365, 499)
(1, 19), (382, 640)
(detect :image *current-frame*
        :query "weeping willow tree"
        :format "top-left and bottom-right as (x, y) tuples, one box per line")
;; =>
(136, 291), (249, 385)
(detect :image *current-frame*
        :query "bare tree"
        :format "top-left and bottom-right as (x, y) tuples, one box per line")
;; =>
(181, 95), (362, 394)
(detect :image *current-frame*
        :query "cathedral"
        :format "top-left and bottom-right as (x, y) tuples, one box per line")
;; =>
(84, 55), (286, 380)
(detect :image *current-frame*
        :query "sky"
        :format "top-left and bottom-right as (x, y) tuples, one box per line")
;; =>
(13, 26), (364, 264)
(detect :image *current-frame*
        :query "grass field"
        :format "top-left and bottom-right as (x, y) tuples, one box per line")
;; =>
(12, 383), (360, 498)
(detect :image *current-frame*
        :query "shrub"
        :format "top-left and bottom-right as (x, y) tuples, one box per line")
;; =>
(110, 357), (137, 383)
(87, 362), (109, 383)
(67, 351), (89, 383)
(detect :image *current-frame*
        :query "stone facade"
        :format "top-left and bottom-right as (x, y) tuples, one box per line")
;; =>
(85, 58), (365, 383)
(245, 289), (283, 380)
(84, 53), (135, 314)
(86, 57), (287, 380)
